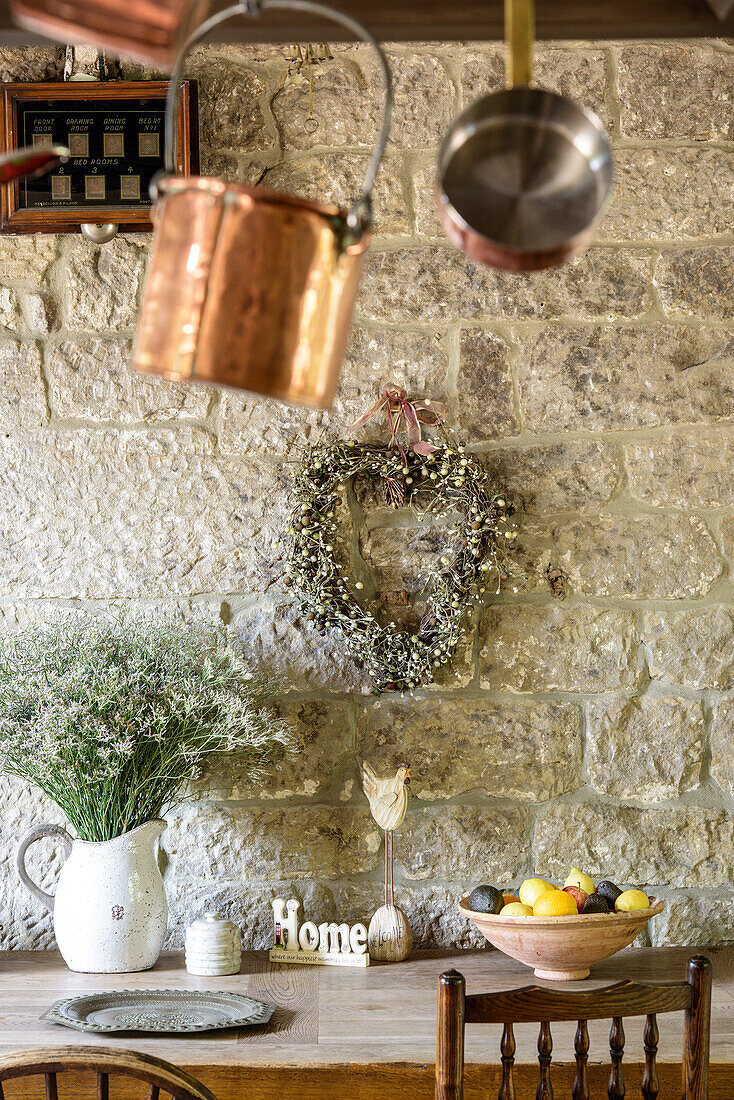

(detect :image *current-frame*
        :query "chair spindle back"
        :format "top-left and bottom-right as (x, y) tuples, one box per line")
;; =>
(436, 955), (712, 1100)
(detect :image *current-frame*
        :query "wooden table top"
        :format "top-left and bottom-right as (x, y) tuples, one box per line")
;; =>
(0, 947), (732, 1070)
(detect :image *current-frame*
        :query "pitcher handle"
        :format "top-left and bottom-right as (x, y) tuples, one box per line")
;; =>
(16, 824), (73, 913)
(161, 0), (393, 236)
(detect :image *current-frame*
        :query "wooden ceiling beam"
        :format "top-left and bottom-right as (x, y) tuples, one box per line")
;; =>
(0, 0), (732, 46)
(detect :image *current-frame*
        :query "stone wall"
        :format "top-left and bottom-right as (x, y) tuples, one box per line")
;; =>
(0, 39), (732, 951)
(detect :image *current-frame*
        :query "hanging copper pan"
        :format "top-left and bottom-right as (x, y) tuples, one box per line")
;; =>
(437, 0), (613, 271)
(10, 0), (210, 67)
(131, 0), (392, 410)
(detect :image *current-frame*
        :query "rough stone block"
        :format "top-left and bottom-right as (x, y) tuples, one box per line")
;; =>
(208, 699), (353, 800)
(0, 879), (55, 950)
(162, 875), (489, 950)
(0, 289), (53, 335)
(260, 153), (410, 235)
(197, 150), (272, 184)
(534, 804), (734, 887)
(187, 57), (273, 149)
(656, 247), (734, 321)
(0, 342), (46, 429)
(333, 327), (449, 431)
(162, 876), (347, 950)
(164, 803), (380, 879)
(600, 148), (734, 241)
(218, 327), (448, 456)
(330, 879), (487, 948)
(20, 292), (54, 334)
(649, 894), (734, 948)
(357, 696), (582, 801)
(515, 323), (734, 432)
(479, 604), (638, 693)
(360, 517), (456, 591)
(0, 431), (290, 598)
(546, 515), (720, 600)
(63, 237), (148, 331)
(0, 781), (62, 948)
(219, 394), (321, 457)
(618, 44), (734, 140)
(481, 440), (618, 514)
(273, 57), (381, 150)
(0, 288), (22, 332)
(382, 52), (456, 148)
(586, 695), (703, 801)
(47, 338), (211, 422)
(711, 698), (734, 797)
(461, 46), (611, 129)
(0, 237), (56, 282)
(457, 329), (519, 440)
(274, 52), (455, 151)
(626, 428), (734, 508)
(0, 46), (64, 82)
(377, 883), (487, 949)
(399, 804), (529, 883)
(643, 608), (734, 690)
(358, 248), (650, 324)
(424, 632), (476, 691)
(412, 158), (443, 237)
(723, 517), (734, 564)
(232, 598), (371, 693)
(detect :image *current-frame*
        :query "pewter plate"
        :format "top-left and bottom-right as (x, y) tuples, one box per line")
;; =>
(41, 990), (275, 1034)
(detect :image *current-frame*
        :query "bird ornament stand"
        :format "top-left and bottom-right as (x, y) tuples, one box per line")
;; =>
(361, 761), (413, 962)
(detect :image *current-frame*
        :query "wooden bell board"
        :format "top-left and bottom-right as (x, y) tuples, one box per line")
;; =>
(0, 80), (199, 233)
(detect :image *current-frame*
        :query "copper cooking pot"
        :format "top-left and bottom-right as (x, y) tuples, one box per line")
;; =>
(437, 0), (613, 271)
(131, 0), (392, 410)
(10, 0), (210, 67)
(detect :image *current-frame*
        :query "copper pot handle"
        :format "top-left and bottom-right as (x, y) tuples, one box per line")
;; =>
(160, 0), (393, 236)
(505, 0), (534, 87)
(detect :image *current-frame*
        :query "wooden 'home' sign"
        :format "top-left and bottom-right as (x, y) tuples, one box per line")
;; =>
(269, 897), (371, 968)
(0, 80), (199, 233)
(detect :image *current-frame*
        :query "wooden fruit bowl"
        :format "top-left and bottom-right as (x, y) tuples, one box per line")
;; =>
(458, 895), (664, 981)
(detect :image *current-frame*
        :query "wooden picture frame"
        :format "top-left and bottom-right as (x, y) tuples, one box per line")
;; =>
(0, 80), (199, 234)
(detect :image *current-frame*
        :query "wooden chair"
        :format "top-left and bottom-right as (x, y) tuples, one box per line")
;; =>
(436, 954), (712, 1100)
(0, 1046), (218, 1099)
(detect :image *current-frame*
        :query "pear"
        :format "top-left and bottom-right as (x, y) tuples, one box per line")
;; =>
(564, 867), (595, 895)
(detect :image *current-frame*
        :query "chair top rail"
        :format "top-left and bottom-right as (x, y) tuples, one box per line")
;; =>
(465, 980), (691, 1024)
(0, 1046), (217, 1100)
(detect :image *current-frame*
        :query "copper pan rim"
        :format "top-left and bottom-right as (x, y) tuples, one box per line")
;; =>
(160, 174), (351, 219)
(157, 175), (371, 254)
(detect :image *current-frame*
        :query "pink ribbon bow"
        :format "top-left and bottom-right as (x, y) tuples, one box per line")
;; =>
(348, 385), (446, 463)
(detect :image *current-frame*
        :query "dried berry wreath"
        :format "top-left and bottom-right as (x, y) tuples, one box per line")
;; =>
(284, 387), (515, 694)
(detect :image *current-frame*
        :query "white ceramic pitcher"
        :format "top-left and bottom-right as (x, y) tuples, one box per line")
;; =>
(17, 819), (168, 973)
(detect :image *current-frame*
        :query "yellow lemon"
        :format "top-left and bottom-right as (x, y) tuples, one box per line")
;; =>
(564, 867), (595, 895)
(615, 889), (650, 912)
(519, 878), (557, 907)
(500, 902), (533, 917)
(533, 890), (578, 917)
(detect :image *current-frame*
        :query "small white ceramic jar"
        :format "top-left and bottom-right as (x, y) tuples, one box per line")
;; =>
(185, 912), (242, 976)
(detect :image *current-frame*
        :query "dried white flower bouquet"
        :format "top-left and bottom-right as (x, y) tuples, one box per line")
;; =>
(0, 617), (289, 842)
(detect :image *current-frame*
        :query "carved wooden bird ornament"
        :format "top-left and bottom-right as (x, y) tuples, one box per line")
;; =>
(360, 762), (411, 831)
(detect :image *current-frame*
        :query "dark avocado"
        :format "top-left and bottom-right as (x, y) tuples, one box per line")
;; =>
(581, 892), (610, 914)
(468, 884), (504, 914)
(596, 880), (623, 907)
